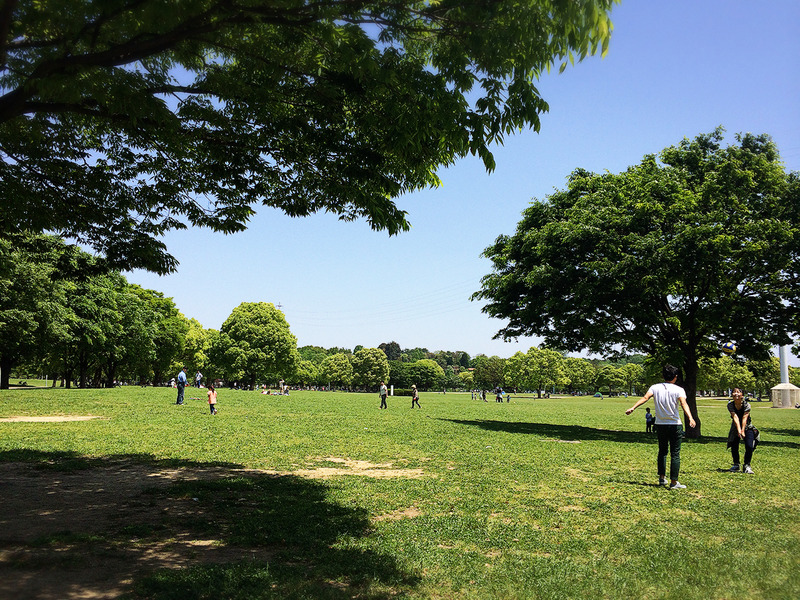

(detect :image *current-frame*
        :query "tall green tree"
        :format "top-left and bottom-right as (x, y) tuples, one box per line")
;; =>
(388, 360), (413, 388)
(0, 235), (66, 388)
(503, 351), (531, 391)
(410, 359), (445, 391)
(0, 0), (615, 273)
(595, 364), (625, 395)
(289, 359), (319, 388)
(61, 272), (128, 388)
(746, 357), (780, 395)
(216, 302), (299, 389)
(351, 347), (390, 389)
(472, 356), (505, 390)
(526, 346), (565, 397)
(697, 357), (755, 396)
(475, 130), (800, 436)
(298, 346), (329, 365)
(620, 363), (644, 395)
(378, 341), (402, 361)
(562, 357), (596, 394)
(458, 370), (474, 390)
(180, 319), (215, 380)
(318, 353), (354, 389)
(130, 286), (188, 385)
(402, 347), (430, 363)
(102, 281), (155, 386)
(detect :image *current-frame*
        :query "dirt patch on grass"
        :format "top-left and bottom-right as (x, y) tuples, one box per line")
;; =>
(294, 456), (425, 479)
(374, 505), (423, 522)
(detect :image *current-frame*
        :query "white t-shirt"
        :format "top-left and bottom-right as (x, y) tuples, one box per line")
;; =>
(647, 382), (686, 425)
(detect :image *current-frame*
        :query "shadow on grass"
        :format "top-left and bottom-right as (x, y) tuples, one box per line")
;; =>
(440, 419), (800, 449)
(0, 450), (417, 600)
(439, 418), (656, 444)
(688, 433), (800, 449)
(764, 427), (800, 438)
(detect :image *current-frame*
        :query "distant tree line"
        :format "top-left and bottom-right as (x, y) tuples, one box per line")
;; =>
(3, 234), (795, 393)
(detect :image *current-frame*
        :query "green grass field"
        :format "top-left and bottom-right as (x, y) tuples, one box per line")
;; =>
(1, 386), (798, 599)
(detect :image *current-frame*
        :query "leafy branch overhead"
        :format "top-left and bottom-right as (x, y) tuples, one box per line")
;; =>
(0, 0), (615, 273)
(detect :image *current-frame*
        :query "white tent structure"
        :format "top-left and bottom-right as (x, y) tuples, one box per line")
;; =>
(771, 383), (799, 408)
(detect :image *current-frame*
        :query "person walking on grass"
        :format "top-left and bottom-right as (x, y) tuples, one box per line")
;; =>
(207, 384), (218, 415)
(176, 367), (187, 405)
(625, 364), (696, 489)
(411, 385), (421, 409)
(379, 381), (388, 409)
(727, 388), (758, 474)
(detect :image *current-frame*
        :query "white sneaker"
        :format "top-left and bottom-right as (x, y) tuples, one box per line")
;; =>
(669, 482), (687, 490)
(743, 464), (754, 474)
(659, 477), (667, 486)
(728, 464), (740, 472)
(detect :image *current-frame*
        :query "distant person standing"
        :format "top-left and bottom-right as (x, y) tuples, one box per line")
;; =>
(176, 367), (188, 405)
(727, 388), (758, 473)
(625, 364), (696, 489)
(645, 407), (655, 433)
(411, 385), (421, 408)
(207, 384), (218, 415)
(195, 370), (203, 388)
(379, 381), (388, 409)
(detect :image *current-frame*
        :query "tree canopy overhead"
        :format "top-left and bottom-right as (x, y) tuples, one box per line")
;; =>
(474, 129), (800, 435)
(0, 0), (615, 273)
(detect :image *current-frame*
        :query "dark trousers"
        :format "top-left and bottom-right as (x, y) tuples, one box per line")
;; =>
(731, 428), (756, 465)
(176, 384), (185, 404)
(380, 395), (387, 409)
(656, 424), (683, 481)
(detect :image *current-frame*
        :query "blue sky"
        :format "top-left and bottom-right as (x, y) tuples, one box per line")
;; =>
(128, 1), (800, 363)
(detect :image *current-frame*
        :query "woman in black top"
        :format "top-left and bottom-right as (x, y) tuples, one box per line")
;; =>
(727, 388), (758, 474)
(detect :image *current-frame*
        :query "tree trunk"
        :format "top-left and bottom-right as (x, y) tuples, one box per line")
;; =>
(682, 359), (702, 438)
(105, 360), (116, 388)
(0, 355), (11, 390)
(78, 352), (89, 388)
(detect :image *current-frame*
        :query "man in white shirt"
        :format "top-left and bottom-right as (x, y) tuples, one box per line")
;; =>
(626, 365), (696, 489)
(379, 381), (388, 409)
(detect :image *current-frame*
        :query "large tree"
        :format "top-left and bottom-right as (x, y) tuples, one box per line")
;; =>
(351, 347), (390, 389)
(130, 286), (189, 385)
(410, 358), (444, 391)
(562, 356), (596, 394)
(472, 355), (505, 390)
(215, 302), (299, 389)
(475, 130), (800, 436)
(0, 234), (66, 388)
(318, 352), (353, 389)
(0, 0), (615, 273)
(378, 341), (402, 361)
